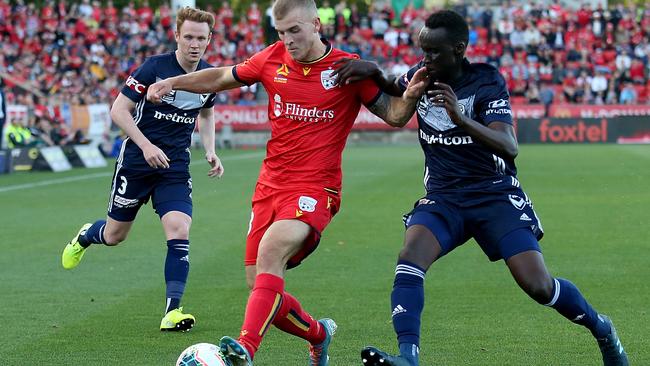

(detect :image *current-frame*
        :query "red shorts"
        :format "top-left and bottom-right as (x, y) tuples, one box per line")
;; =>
(245, 183), (341, 269)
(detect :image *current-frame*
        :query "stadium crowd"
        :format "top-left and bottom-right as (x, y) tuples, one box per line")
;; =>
(2, 0), (650, 119)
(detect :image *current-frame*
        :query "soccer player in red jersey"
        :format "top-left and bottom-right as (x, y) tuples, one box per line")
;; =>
(147, 0), (427, 364)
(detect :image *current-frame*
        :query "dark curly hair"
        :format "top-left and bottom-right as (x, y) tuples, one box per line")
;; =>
(425, 10), (469, 46)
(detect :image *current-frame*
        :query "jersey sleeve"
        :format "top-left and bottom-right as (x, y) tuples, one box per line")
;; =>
(120, 57), (157, 103)
(203, 93), (217, 108)
(232, 45), (275, 86)
(474, 71), (513, 125)
(397, 63), (424, 93)
(357, 79), (382, 107)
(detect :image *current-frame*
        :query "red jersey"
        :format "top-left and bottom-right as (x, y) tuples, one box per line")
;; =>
(233, 41), (381, 190)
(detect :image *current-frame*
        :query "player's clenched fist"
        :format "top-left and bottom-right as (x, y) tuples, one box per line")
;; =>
(147, 80), (173, 104)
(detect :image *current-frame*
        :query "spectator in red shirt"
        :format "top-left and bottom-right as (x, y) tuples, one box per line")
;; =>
(156, 3), (171, 29)
(218, 2), (234, 29)
(247, 2), (262, 26)
(629, 58), (645, 83)
(562, 71), (578, 102)
(576, 3), (592, 28)
(137, 0), (154, 27)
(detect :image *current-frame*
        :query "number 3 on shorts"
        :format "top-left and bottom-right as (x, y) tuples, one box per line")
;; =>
(118, 176), (128, 195)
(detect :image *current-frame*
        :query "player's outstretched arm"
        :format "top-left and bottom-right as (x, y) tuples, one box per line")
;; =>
(332, 58), (404, 97)
(367, 67), (428, 127)
(198, 107), (224, 178)
(110, 93), (170, 168)
(147, 66), (243, 104)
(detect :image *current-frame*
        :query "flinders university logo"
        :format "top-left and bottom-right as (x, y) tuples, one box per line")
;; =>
(272, 94), (335, 122)
(321, 69), (336, 90)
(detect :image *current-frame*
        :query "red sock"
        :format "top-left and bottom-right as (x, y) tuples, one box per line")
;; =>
(238, 273), (284, 358)
(272, 291), (326, 345)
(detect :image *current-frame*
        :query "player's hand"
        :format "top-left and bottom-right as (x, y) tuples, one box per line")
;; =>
(429, 82), (464, 124)
(331, 58), (379, 86)
(147, 80), (173, 104)
(206, 152), (224, 178)
(142, 143), (170, 169)
(403, 67), (428, 100)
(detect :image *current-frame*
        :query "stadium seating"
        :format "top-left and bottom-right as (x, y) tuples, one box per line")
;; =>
(1, 0), (648, 108)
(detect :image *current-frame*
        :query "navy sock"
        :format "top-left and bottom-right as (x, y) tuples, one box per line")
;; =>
(166, 298), (181, 314)
(164, 239), (190, 314)
(79, 220), (107, 247)
(545, 278), (611, 338)
(391, 260), (425, 366)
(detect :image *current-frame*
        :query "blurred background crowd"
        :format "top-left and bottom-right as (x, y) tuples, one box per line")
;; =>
(2, 0), (650, 132)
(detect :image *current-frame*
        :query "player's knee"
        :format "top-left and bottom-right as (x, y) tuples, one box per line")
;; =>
(398, 241), (437, 269)
(398, 245), (419, 262)
(256, 250), (284, 272)
(523, 277), (554, 304)
(165, 223), (190, 239)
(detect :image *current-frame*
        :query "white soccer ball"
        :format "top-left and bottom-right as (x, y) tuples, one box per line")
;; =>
(176, 343), (228, 366)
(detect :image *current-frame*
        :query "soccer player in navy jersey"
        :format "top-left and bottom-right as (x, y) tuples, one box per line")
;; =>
(61, 7), (224, 332)
(334, 10), (628, 366)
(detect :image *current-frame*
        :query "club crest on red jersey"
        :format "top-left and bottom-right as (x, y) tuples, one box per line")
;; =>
(273, 94), (283, 117)
(321, 70), (336, 90)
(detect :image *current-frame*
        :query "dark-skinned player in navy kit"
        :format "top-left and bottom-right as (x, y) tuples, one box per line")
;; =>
(333, 9), (628, 366)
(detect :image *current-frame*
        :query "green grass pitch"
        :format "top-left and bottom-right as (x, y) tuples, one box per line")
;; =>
(0, 144), (648, 365)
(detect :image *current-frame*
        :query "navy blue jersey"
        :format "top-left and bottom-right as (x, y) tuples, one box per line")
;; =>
(399, 59), (516, 192)
(119, 52), (216, 171)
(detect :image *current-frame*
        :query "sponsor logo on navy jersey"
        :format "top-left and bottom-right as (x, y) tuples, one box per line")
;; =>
(153, 111), (196, 124)
(488, 99), (509, 108)
(113, 195), (139, 208)
(419, 130), (473, 145)
(418, 198), (436, 205)
(485, 108), (513, 115)
(485, 99), (513, 116)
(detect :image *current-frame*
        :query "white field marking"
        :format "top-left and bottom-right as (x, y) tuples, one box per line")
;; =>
(0, 151), (264, 194)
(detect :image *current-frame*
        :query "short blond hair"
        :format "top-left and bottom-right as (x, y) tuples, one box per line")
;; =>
(176, 7), (215, 32)
(272, 0), (318, 21)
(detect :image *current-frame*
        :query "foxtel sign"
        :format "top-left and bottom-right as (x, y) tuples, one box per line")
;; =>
(515, 117), (650, 144)
(539, 119), (607, 143)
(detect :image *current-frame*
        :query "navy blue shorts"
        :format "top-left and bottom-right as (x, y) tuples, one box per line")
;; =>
(107, 166), (193, 222)
(403, 178), (544, 261)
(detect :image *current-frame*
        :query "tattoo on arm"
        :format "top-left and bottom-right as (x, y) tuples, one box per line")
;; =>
(367, 93), (391, 121)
